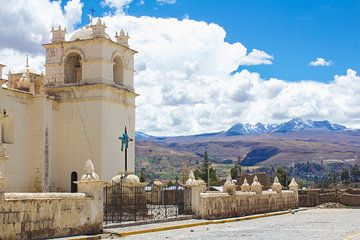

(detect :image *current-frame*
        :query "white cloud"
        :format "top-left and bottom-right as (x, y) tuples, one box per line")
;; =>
(2, 2), (359, 136)
(310, 57), (333, 67)
(102, 0), (134, 14)
(97, 14), (359, 135)
(156, 0), (176, 5)
(0, 0), (83, 75)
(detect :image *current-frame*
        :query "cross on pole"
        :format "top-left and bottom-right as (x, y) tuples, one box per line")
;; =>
(90, 7), (96, 25)
(119, 126), (133, 172)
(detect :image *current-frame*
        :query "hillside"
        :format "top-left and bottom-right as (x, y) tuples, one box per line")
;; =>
(135, 119), (360, 180)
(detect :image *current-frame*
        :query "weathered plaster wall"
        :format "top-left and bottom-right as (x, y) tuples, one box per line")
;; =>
(194, 190), (298, 219)
(0, 163), (104, 240)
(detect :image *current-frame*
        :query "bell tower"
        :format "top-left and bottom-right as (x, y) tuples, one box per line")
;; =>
(42, 19), (138, 191)
(43, 19), (136, 89)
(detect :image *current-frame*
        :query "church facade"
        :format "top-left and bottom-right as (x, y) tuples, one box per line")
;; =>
(0, 19), (137, 192)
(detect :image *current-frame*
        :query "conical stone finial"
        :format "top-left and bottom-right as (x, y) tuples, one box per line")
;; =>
(289, 178), (298, 190)
(81, 159), (99, 181)
(226, 171), (232, 182)
(272, 176), (282, 193)
(241, 178), (250, 192)
(251, 175), (262, 194)
(274, 176), (280, 183)
(224, 170), (236, 195)
(84, 159), (95, 174)
(186, 170), (197, 186)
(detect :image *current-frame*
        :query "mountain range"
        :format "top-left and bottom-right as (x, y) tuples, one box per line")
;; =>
(135, 118), (360, 179)
(136, 118), (349, 140)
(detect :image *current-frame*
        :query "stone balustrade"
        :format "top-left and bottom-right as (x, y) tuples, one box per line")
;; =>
(186, 172), (299, 219)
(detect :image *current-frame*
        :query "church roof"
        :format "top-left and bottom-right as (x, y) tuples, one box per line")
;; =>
(19, 66), (37, 74)
(70, 26), (111, 41)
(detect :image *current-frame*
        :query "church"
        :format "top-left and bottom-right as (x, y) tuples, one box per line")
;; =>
(0, 19), (137, 192)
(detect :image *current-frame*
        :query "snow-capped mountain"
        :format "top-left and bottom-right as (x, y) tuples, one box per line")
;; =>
(136, 118), (348, 140)
(226, 118), (347, 135)
(226, 122), (273, 135)
(135, 132), (167, 141)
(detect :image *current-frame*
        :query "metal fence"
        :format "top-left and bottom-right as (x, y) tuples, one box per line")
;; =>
(104, 180), (192, 224)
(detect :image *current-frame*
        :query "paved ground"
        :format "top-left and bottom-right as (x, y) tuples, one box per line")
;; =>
(104, 209), (360, 240)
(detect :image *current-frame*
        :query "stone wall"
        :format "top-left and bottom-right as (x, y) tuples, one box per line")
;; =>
(195, 190), (297, 219)
(186, 172), (298, 219)
(0, 160), (105, 240)
(298, 189), (360, 207)
(340, 193), (360, 206)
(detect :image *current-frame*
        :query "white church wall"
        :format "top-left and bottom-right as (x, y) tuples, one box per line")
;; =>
(101, 92), (136, 178)
(0, 89), (37, 191)
(50, 92), (103, 192)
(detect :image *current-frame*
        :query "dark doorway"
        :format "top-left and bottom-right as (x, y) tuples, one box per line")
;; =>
(71, 171), (78, 193)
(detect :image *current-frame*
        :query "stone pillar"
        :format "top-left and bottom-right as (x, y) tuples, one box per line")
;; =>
(0, 171), (6, 202)
(289, 178), (299, 203)
(186, 171), (206, 215)
(188, 184), (206, 215)
(76, 159), (105, 233)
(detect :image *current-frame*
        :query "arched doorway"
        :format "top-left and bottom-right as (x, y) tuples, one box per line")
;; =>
(71, 171), (78, 193)
(113, 56), (124, 85)
(64, 53), (82, 84)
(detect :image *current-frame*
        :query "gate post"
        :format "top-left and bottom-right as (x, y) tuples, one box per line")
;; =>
(185, 171), (206, 216)
(76, 159), (106, 232)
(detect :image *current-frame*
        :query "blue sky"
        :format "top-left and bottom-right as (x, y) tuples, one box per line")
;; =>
(74, 0), (360, 83)
(2, 0), (360, 135)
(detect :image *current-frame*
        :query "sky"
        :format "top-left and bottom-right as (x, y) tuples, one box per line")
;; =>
(0, 0), (360, 135)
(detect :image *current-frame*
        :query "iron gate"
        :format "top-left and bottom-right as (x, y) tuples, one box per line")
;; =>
(104, 180), (192, 224)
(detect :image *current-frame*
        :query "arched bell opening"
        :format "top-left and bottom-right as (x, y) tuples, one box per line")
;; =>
(113, 56), (124, 85)
(64, 53), (82, 84)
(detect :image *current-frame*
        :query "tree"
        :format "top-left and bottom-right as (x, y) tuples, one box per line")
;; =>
(139, 167), (146, 182)
(230, 155), (241, 179)
(276, 167), (289, 187)
(351, 164), (360, 182)
(194, 151), (218, 185)
(182, 161), (190, 184)
(341, 168), (350, 184)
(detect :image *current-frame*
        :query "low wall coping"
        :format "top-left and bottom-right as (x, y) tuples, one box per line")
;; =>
(200, 189), (296, 198)
(5, 192), (87, 200)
